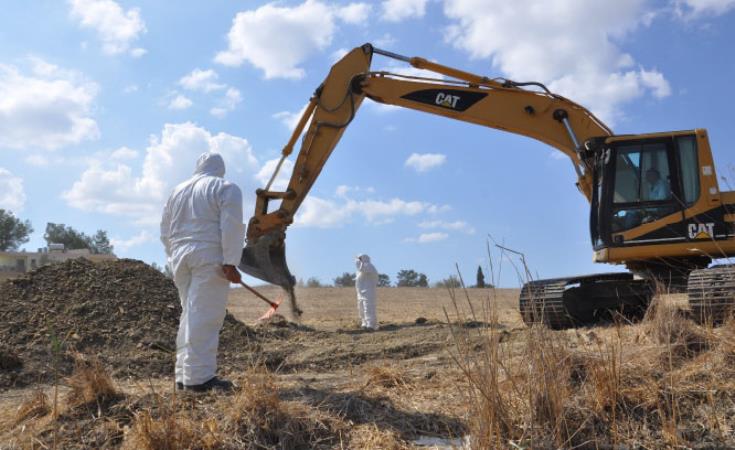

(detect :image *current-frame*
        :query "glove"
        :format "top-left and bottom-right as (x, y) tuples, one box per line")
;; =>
(222, 265), (242, 284)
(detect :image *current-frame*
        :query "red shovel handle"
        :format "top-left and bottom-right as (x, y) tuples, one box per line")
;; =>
(238, 281), (279, 309)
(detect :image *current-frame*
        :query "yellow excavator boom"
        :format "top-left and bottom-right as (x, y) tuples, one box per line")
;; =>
(241, 44), (614, 288)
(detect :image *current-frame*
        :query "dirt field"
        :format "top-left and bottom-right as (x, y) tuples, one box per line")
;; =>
(3, 281), (735, 448)
(227, 285), (523, 329)
(1, 285), (513, 448)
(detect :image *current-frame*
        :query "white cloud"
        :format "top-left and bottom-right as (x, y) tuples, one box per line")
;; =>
(215, 0), (337, 79)
(0, 60), (99, 150)
(68, 0), (146, 57)
(130, 48), (147, 58)
(111, 230), (154, 252)
(640, 68), (672, 98)
(359, 198), (432, 222)
(373, 33), (397, 47)
(404, 232), (449, 244)
(418, 220), (475, 234)
(381, 0), (428, 21)
(0, 168), (26, 212)
(210, 88), (242, 118)
(675, 0), (735, 17)
(296, 196), (351, 228)
(295, 196), (447, 228)
(123, 84), (139, 93)
(179, 69), (225, 93)
(427, 204), (452, 214)
(64, 122), (259, 225)
(335, 185), (375, 198)
(442, 0), (671, 124)
(177, 69), (240, 117)
(110, 147), (138, 160)
(25, 155), (50, 167)
(255, 158), (294, 191)
(168, 94), (193, 110)
(273, 103), (311, 130)
(405, 153), (447, 172)
(336, 3), (372, 23)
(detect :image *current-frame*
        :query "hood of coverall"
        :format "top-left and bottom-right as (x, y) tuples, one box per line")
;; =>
(194, 152), (226, 178)
(355, 254), (377, 273)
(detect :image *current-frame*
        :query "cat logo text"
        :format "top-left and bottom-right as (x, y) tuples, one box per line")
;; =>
(435, 93), (460, 109)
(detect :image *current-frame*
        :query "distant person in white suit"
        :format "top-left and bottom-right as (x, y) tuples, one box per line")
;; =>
(355, 254), (379, 330)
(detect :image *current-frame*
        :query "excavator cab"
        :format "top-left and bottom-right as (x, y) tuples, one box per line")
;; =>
(590, 130), (729, 275)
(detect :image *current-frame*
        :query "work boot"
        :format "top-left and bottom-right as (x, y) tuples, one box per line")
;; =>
(180, 377), (235, 393)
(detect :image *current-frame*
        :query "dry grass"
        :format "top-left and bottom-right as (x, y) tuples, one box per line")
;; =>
(123, 410), (223, 450)
(224, 369), (345, 448)
(66, 355), (120, 408)
(13, 390), (50, 426)
(365, 365), (411, 389)
(448, 277), (735, 449)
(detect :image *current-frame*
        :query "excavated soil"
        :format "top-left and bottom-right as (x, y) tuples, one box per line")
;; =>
(0, 258), (258, 389)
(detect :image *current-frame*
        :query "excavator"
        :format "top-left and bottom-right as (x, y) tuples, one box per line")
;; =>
(239, 43), (735, 329)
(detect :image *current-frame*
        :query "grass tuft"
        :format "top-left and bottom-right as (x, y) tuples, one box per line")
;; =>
(365, 365), (411, 389)
(13, 390), (50, 426)
(66, 355), (121, 409)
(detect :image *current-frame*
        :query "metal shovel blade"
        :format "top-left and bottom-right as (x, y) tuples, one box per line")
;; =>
(239, 230), (296, 291)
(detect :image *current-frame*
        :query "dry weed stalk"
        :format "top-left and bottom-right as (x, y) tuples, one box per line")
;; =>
(66, 355), (120, 408)
(13, 390), (50, 426)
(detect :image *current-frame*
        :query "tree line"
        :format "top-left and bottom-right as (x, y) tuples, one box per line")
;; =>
(0, 209), (114, 254)
(303, 266), (492, 288)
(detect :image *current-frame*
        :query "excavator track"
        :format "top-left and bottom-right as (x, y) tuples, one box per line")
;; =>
(520, 273), (654, 329)
(688, 265), (735, 324)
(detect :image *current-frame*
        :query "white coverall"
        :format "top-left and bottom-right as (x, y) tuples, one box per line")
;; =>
(160, 153), (244, 386)
(355, 254), (379, 330)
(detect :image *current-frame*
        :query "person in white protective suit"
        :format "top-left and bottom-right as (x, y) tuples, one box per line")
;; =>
(355, 254), (379, 330)
(160, 152), (244, 392)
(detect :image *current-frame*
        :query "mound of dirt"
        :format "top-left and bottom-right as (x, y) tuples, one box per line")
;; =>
(0, 258), (258, 388)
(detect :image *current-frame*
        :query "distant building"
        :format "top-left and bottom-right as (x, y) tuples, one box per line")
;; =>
(0, 244), (116, 276)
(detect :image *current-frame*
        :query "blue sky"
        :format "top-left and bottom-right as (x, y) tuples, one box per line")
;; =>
(1, 0), (734, 287)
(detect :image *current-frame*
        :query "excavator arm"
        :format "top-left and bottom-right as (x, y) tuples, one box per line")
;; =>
(240, 43), (612, 290)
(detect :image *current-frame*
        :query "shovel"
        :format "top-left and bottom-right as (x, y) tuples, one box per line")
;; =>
(238, 281), (282, 320)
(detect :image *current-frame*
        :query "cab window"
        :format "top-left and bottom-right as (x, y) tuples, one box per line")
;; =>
(676, 136), (700, 205)
(613, 143), (671, 203)
(611, 142), (676, 232)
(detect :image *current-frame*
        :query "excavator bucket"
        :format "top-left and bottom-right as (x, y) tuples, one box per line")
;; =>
(239, 230), (303, 317)
(239, 230), (295, 290)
